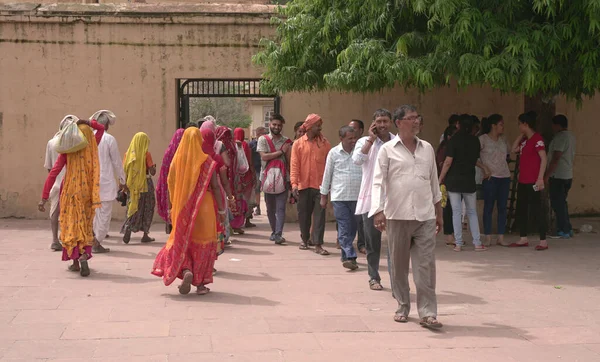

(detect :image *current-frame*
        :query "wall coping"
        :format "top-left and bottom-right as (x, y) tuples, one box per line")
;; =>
(0, 2), (279, 18)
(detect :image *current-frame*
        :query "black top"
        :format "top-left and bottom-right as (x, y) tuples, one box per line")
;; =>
(249, 139), (262, 171)
(444, 132), (480, 193)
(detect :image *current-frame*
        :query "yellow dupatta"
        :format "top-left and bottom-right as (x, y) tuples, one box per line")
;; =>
(124, 132), (150, 217)
(166, 127), (216, 250)
(59, 125), (101, 256)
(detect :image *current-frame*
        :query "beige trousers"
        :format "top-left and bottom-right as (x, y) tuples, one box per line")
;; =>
(387, 219), (438, 319)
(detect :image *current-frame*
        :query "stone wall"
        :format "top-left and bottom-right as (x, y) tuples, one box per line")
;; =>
(0, 3), (598, 221)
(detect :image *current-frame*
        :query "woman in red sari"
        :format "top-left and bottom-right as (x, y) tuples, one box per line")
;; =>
(233, 128), (256, 228)
(216, 126), (247, 234)
(151, 127), (226, 295)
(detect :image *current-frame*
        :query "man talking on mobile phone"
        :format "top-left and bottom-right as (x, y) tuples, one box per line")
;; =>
(352, 109), (396, 292)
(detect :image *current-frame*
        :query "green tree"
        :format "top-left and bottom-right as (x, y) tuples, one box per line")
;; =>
(253, 0), (600, 103)
(190, 97), (252, 129)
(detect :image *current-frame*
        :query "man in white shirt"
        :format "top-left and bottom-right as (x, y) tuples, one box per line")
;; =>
(370, 104), (443, 329)
(91, 110), (126, 253)
(352, 109), (396, 291)
(43, 118), (71, 251)
(320, 126), (362, 271)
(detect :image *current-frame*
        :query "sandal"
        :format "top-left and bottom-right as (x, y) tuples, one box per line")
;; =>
(508, 242), (529, 247)
(68, 264), (80, 272)
(314, 248), (330, 256)
(233, 228), (245, 235)
(420, 316), (443, 330)
(535, 244), (548, 251)
(474, 246), (488, 252)
(79, 255), (90, 277)
(394, 314), (408, 323)
(178, 271), (193, 295)
(369, 279), (383, 291)
(196, 286), (210, 295)
(453, 245), (462, 252)
(299, 243), (309, 250)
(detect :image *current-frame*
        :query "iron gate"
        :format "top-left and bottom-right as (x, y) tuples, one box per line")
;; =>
(176, 78), (280, 129)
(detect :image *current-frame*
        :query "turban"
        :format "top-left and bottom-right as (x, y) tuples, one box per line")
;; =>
(90, 110), (116, 126)
(300, 113), (322, 132)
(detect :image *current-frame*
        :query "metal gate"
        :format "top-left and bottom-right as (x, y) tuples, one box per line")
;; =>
(176, 78), (280, 129)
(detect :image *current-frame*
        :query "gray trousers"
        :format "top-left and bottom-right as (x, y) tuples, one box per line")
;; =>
(264, 191), (287, 236)
(297, 188), (326, 245)
(387, 219), (438, 318)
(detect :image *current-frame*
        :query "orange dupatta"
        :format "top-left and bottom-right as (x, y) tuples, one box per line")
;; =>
(152, 128), (217, 286)
(59, 125), (101, 257)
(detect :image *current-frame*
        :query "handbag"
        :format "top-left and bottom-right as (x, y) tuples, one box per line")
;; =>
(236, 144), (250, 174)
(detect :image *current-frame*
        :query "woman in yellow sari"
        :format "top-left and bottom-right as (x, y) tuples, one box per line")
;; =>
(152, 127), (226, 295)
(121, 132), (157, 244)
(39, 117), (103, 277)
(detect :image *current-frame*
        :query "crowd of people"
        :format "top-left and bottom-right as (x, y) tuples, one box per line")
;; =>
(38, 105), (576, 329)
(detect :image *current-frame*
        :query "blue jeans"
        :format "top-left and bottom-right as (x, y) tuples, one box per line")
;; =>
(482, 177), (510, 235)
(332, 201), (358, 261)
(448, 192), (481, 247)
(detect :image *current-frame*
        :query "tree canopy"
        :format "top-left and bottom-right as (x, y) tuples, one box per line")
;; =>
(253, 0), (600, 102)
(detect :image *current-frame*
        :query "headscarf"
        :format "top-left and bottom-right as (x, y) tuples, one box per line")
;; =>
(233, 128), (251, 157)
(203, 115), (217, 126)
(124, 132), (150, 217)
(200, 121), (223, 156)
(156, 129), (185, 223)
(216, 126), (237, 184)
(300, 113), (322, 132)
(152, 127), (218, 286)
(60, 125), (101, 257)
(90, 110), (116, 126)
(233, 128), (253, 187)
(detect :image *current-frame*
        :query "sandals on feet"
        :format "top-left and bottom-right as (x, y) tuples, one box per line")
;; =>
(394, 314), (408, 323)
(196, 286), (210, 295)
(79, 255), (90, 277)
(314, 248), (330, 256)
(535, 244), (548, 251)
(178, 271), (193, 295)
(369, 279), (383, 291)
(420, 316), (443, 330)
(68, 264), (80, 272)
(299, 243), (309, 250)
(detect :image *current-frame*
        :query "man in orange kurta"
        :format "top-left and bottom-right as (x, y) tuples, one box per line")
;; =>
(291, 114), (332, 255)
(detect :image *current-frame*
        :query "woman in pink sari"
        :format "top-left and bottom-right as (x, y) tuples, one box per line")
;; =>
(156, 129), (185, 233)
(216, 126), (247, 234)
(233, 128), (256, 228)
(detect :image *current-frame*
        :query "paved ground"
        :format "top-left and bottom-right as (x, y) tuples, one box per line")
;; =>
(1, 214), (600, 362)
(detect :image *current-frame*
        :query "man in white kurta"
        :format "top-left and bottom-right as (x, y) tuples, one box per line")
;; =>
(92, 110), (126, 253)
(44, 134), (66, 251)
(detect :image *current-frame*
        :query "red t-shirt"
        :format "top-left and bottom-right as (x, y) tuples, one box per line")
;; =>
(518, 133), (545, 184)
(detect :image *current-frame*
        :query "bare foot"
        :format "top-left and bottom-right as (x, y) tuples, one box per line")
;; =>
(68, 261), (80, 272)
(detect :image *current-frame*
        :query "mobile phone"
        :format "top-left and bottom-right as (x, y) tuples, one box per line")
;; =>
(533, 185), (539, 192)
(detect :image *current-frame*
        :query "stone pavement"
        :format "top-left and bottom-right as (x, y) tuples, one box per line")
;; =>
(1, 215), (600, 362)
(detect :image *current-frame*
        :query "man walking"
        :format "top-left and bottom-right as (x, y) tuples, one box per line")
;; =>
(250, 126), (268, 215)
(348, 119), (366, 254)
(353, 109), (396, 291)
(320, 126), (362, 270)
(43, 119), (70, 251)
(258, 115), (291, 244)
(370, 105), (443, 329)
(291, 114), (331, 255)
(546, 114), (576, 239)
(91, 110), (126, 253)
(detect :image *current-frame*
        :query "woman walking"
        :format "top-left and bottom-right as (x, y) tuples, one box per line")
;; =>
(439, 115), (490, 252)
(479, 114), (511, 246)
(156, 129), (185, 234)
(436, 125), (457, 246)
(233, 128), (256, 228)
(216, 126), (246, 234)
(152, 127), (226, 295)
(39, 117), (104, 277)
(121, 132), (156, 244)
(511, 111), (548, 250)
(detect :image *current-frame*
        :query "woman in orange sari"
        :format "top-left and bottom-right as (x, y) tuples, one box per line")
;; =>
(152, 127), (226, 295)
(39, 117), (103, 277)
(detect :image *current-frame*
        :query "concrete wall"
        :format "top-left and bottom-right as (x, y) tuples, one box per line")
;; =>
(0, 3), (598, 221)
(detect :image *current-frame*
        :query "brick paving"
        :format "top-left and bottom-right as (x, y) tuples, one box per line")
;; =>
(1, 215), (599, 361)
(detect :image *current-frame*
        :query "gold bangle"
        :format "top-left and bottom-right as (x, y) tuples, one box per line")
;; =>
(227, 195), (235, 201)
